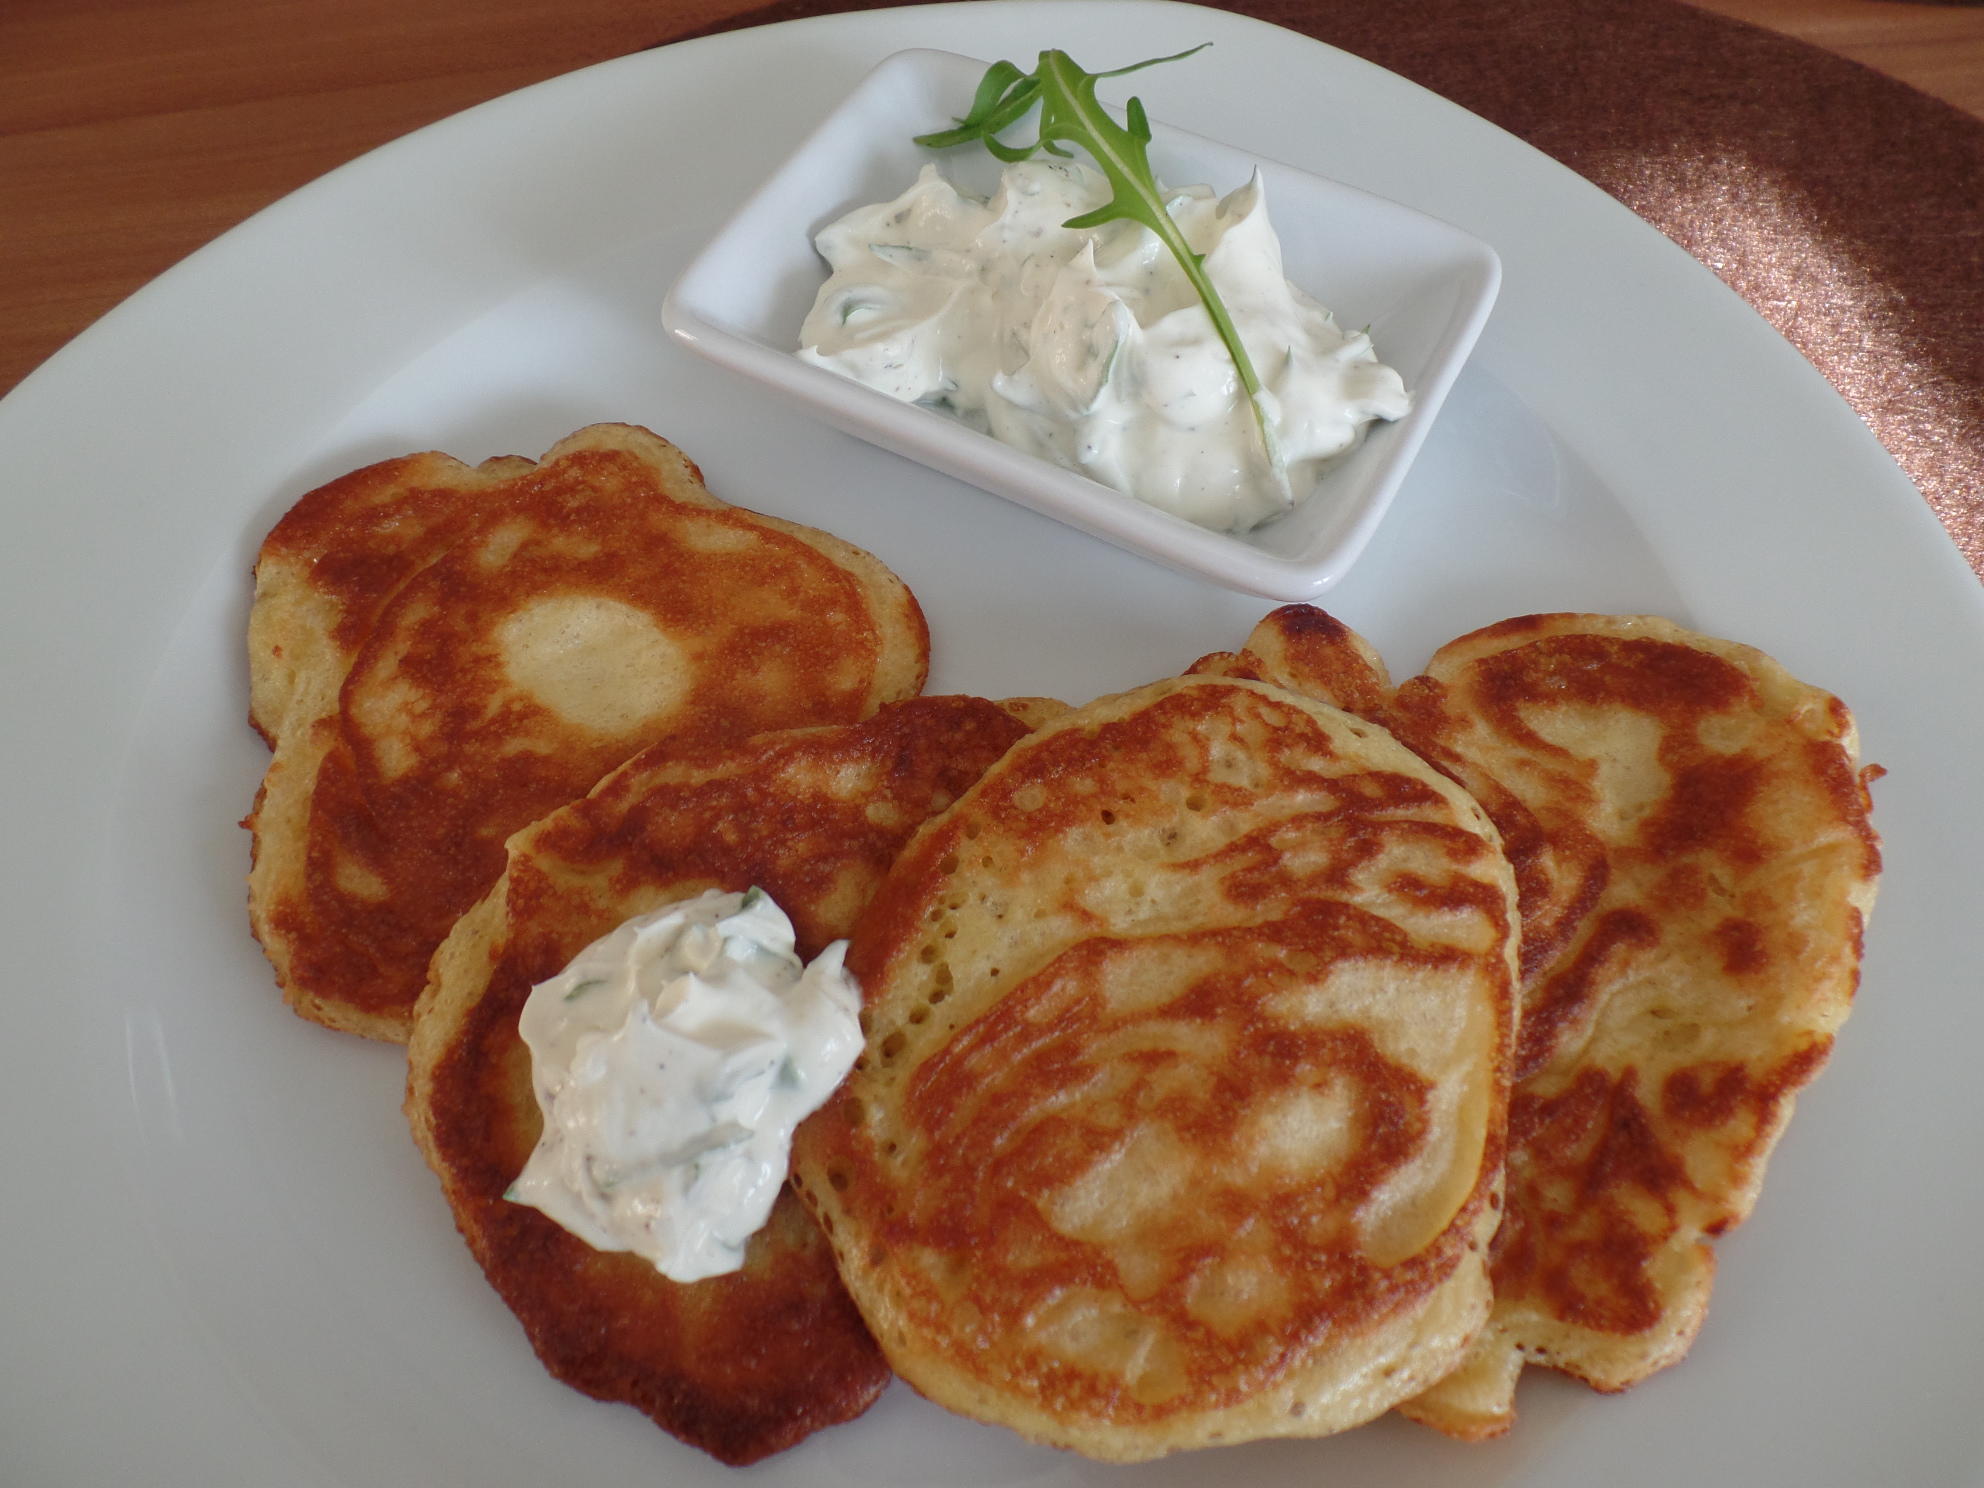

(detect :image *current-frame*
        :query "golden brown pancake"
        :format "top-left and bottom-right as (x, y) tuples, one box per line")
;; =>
(405, 695), (1038, 1465)
(245, 449), (536, 749)
(1219, 607), (1881, 1439)
(245, 423), (929, 1041)
(792, 675), (1520, 1460)
(1188, 601), (1394, 716)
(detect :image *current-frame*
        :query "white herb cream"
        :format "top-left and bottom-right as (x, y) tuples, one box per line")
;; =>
(798, 159), (1409, 533)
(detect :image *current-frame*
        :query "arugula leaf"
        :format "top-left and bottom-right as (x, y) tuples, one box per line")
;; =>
(915, 47), (1286, 493)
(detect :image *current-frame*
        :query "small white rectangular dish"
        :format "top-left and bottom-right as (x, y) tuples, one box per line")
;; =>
(662, 46), (1500, 600)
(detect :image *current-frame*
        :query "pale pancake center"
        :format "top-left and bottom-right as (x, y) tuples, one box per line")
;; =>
(497, 596), (688, 736)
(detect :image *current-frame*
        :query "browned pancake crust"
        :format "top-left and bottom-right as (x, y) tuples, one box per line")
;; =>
(246, 423), (929, 1041)
(245, 450), (539, 747)
(1187, 602), (1394, 715)
(1389, 615), (1878, 1434)
(794, 677), (1519, 1457)
(1226, 608), (1880, 1438)
(405, 696), (1034, 1464)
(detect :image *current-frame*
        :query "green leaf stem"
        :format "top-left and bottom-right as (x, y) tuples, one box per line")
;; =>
(914, 47), (1286, 491)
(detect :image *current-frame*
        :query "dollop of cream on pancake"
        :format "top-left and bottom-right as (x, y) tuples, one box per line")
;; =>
(509, 887), (865, 1283)
(404, 695), (1040, 1464)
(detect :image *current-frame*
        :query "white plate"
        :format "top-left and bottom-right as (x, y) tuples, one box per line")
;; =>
(663, 46), (1500, 598)
(3, 3), (1982, 1486)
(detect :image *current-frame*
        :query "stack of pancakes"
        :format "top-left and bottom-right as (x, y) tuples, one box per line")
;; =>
(406, 695), (1041, 1462)
(244, 430), (1879, 1464)
(1189, 606), (1880, 1437)
(245, 424), (936, 1461)
(245, 422), (926, 1042)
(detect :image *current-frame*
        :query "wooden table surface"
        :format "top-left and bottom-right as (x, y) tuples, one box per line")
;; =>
(3, 0), (1981, 400)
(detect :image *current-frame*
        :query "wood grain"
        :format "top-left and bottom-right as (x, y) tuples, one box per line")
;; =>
(2, 0), (1980, 398)
(1683, 0), (1984, 117)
